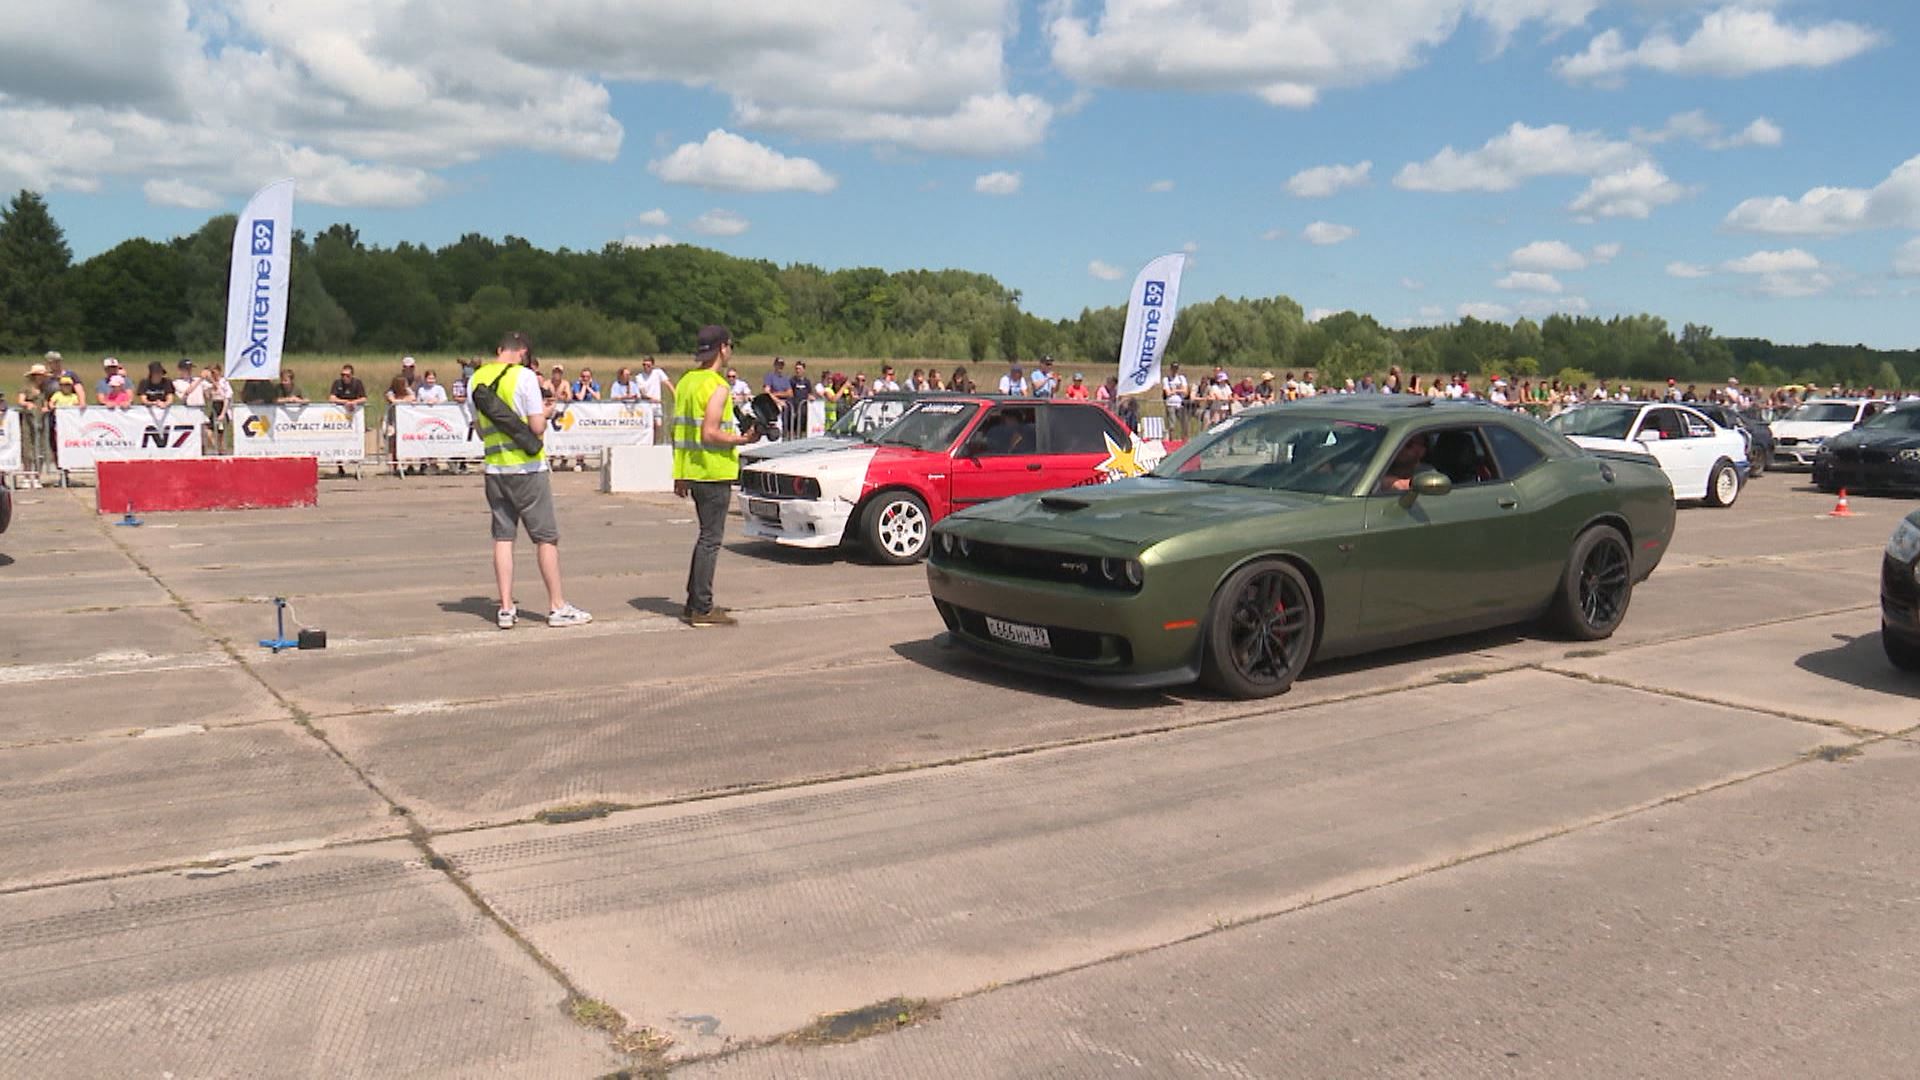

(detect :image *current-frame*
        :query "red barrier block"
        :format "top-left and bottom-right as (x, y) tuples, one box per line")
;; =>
(96, 457), (318, 514)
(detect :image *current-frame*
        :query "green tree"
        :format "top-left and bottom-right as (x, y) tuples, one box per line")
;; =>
(0, 190), (82, 351)
(69, 238), (184, 351)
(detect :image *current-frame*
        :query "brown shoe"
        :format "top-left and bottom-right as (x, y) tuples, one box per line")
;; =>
(685, 607), (738, 627)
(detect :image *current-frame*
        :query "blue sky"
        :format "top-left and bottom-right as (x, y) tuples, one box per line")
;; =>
(10, 2), (1918, 347)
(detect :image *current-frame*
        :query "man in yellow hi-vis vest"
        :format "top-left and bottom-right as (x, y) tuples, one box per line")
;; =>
(673, 325), (762, 626)
(473, 331), (590, 631)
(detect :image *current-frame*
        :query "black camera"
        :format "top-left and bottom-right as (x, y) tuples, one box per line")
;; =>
(735, 392), (782, 440)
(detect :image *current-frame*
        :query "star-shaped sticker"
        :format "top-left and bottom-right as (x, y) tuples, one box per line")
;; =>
(1097, 432), (1145, 479)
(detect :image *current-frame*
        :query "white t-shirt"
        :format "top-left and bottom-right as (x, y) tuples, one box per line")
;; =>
(730, 377), (751, 402)
(1164, 373), (1188, 406)
(609, 379), (638, 402)
(179, 376), (209, 407)
(483, 366), (548, 475)
(874, 377), (901, 393)
(998, 374), (1026, 396)
(414, 383), (448, 404)
(637, 368), (670, 404)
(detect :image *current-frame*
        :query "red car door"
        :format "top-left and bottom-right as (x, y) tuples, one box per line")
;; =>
(1036, 402), (1131, 489)
(950, 404), (1043, 506)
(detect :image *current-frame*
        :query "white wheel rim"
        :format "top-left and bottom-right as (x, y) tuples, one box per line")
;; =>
(878, 500), (927, 556)
(1717, 469), (1737, 501)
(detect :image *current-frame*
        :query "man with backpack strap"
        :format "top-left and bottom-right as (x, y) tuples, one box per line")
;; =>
(471, 330), (591, 630)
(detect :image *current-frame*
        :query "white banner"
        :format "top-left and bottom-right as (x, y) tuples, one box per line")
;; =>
(233, 403), (364, 461)
(223, 179), (295, 382)
(0, 410), (20, 472)
(394, 403), (484, 461)
(1116, 253), (1187, 397)
(546, 401), (655, 455)
(54, 406), (205, 470)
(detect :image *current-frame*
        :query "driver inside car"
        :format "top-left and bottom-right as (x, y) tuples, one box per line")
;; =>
(1378, 432), (1431, 492)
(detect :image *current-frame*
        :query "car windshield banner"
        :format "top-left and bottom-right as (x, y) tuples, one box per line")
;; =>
(1115, 253), (1187, 398)
(223, 178), (295, 382)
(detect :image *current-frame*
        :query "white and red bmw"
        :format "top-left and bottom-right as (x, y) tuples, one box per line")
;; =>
(738, 397), (1167, 563)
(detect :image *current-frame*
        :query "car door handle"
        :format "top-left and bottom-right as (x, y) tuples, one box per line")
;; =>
(1497, 497), (1518, 509)
(1026, 463), (1042, 471)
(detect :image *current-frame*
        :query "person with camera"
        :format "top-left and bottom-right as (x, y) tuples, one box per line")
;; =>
(672, 325), (763, 627)
(472, 330), (590, 630)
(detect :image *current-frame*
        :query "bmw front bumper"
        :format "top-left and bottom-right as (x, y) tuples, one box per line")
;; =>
(736, 492), (854, 549)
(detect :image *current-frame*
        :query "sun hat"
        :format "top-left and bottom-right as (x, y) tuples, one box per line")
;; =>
(28, 363), (47, 376)
(1261, 371), (1274, 380)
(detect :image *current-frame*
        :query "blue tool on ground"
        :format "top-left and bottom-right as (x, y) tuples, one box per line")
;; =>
(260, 597), (300, 652)
(116, 501), (142, 527)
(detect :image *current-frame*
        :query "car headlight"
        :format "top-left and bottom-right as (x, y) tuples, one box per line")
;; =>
(957, 537), (971, 558)
(1122, 559), (1144, 588)
(1097, 557), (1145, 590)
(1806, 435), (1826, 445)
(937, 532), (955, 556)
(1889, 520), (1920, 564)
(1898, 449), (1920, 463)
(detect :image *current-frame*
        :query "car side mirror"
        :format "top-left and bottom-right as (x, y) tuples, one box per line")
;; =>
(960, 436), (987, 459)
(1635, 430), (1662, 444)
(1409, 470), (1452, 497)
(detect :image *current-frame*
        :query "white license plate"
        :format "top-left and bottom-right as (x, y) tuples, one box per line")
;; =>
(984, 616), (1051, 650)
(746, 498), (782, 522)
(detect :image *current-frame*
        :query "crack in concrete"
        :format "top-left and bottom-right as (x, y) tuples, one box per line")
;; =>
(1530, 664), (1888, 740)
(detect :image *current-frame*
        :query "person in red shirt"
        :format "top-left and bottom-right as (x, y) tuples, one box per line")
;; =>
(1064, 372), (1091, 400)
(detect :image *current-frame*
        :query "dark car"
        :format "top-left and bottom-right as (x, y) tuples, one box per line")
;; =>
(1884, 509), (1920, 671)
(0, 480), (9, 535)
(927, 398), (1676, 698)
(1813, 400), (1920, 494)
(1688, 402), (1773, 477)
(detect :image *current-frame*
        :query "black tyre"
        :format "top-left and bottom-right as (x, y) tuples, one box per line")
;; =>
(1746, 443), (1767, 477)
(1200, 559), (1317, 699)
(862, 491), (931, 564)
(1548, 525), (1633, 641)
(1886, 625), (1920, 672)
(1704, 458), (1740, 507)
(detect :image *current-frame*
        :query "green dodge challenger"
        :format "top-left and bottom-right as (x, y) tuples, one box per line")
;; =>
(926, 397), (1676, 698)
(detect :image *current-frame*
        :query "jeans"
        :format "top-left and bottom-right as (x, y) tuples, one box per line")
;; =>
(685, 481), (731, 614)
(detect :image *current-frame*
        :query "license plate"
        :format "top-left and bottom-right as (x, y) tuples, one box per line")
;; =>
(984, 616), (1050, 650)
(746, 498), (781, 522)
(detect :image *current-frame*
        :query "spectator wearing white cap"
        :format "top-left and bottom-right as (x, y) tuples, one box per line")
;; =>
(400, 355), (419, 389)
(95, 357), (123, 400)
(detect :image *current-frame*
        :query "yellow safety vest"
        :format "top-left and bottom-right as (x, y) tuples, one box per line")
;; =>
(471, 362), (545, 470)
(672, 368), (738, 482)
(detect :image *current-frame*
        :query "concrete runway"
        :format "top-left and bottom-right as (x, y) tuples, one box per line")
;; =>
(0, 468), (1913, 1078)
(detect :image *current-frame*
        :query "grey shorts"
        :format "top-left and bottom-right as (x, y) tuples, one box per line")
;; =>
(485, 471), (559, 544)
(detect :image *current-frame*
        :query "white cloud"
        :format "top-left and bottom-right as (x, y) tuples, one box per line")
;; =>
(1509, 240), (1587, 271)
(633, 208), (670, 227)
(649, 129), (836, 194)
(1401, 277), (1425, 291)
(1569, 163), (1690, 219)
(1665, 261), (1712, 279)
(1048, 1), (1601, 109)
(1306, 307), (1339, 324)
(1286, 160), (1372, 198)
(1590, 242), (1622, 264)
(1395, 122), (1642, 193)
(1458, 301), (1515, 321)
(1260, 228), (1286, 241)
(1146, 178), (1175, 193)
(1302, 221), (1355, 246)
(689, 209), (749, 237)
(1724, 154), (1920, 236)
(1721, 248), (1831, 298)
(974, 170), (1021, 196)
(1632, 109), (1784, 150)
(1088, 259), (1125, 281)
(1418, 304), (1447, 321)
(735, 92), (1053, 156)
(1497, 271), (1565, 293)
(1555, 7), (1882, 84)
(620, 233), (675, 249)
(1518, 295), (1590, 316)
(1895, 238), (1920, 277)
(1181, 239), (1200, 254)
(1723, 249), (1819, 275)
(142, 178), (221, 209)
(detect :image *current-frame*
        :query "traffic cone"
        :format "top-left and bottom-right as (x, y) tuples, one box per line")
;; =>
(1828, 489), (1855, 518)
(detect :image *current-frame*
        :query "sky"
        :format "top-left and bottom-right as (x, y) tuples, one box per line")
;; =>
(3, 1), (1917, 348)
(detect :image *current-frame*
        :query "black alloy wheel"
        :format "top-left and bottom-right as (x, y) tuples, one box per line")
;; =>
(1202, 560), (1317, 698)
(1550, 525), (1632, 640)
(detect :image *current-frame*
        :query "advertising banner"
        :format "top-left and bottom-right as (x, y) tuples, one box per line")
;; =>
(545, 401), (655, 456)
(394, 403), (485, 462)
(233, 403), (365, 461)
(223, 179), (295, 382)
(0, 409), (20, 472)
(1115, 253), (1188, 398)
(54, 406), (205, 470)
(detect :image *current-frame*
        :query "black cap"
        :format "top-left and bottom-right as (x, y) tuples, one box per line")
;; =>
(696, 325), (732, 357)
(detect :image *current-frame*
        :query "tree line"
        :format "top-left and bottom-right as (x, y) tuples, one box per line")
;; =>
(0, 189), (1912, 390)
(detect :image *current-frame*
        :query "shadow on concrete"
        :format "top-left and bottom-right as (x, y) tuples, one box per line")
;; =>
(889, 636), (1175, 711)
(438, 596), (504, 624)
(0, 553), (12, 567)
(1795, 630), (1918, 695)
(723, 540), (847, 565)
(628, 597), (686, 619)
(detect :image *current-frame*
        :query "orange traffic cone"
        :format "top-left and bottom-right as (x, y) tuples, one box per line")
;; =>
(1829, 489), (1855, 517)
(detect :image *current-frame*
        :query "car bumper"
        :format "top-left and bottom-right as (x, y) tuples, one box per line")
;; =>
(1772, 444), (1823, 467)
(926, 558), (1203, 689)
(736, 492), (854, 549)
(1812, 457), (1920, 493)
(1884, 553), (1920, 636)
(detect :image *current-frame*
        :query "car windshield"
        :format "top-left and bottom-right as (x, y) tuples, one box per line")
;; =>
(1785, 402), (1859, 423)
(1861, 408), (1920, 432)
(1546, 407), (1637, 440)
(1150, 412), (1387, 495)
(870, 401), (979, 451)
(832, 397), (915, 437)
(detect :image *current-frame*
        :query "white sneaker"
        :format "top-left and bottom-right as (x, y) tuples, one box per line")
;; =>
(547, 604), (592, 628)
(497, 608), (517, 630)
